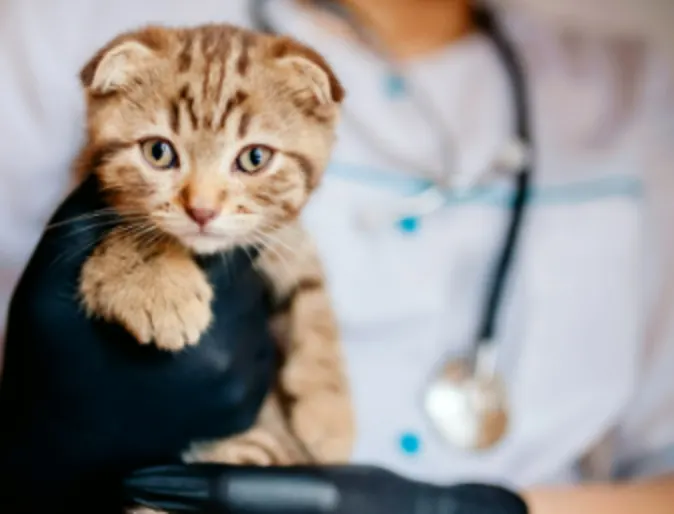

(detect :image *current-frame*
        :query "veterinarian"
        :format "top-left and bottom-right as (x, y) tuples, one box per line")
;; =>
(1, 0), (674, 512)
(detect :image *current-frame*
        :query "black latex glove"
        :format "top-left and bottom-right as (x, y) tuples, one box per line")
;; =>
(124, 464), (529, 514)
(0, 175), (278, 513)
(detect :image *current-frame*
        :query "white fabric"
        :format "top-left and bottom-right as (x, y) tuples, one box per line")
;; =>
(489, 0), (674, 57)
(1, 0), (673, 488)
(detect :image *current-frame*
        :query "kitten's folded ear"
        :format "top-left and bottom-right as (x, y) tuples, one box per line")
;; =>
(270, 38), (345, 106)
(79, 27), (168, 95)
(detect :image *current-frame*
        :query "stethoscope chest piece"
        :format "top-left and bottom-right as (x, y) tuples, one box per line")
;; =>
(424, 349), (509, 451)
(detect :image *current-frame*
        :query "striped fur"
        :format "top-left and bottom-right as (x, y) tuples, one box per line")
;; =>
(73, 24), (354, 502)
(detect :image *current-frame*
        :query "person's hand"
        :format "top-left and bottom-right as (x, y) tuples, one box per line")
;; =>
(0, 176), (278, 513)
(124, 463), (529, 514)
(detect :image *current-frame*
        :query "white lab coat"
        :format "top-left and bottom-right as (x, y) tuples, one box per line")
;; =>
(0, 0), (673, 489)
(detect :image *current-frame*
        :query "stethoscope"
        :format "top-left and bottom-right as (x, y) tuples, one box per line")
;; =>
(251, 0), (533, 452)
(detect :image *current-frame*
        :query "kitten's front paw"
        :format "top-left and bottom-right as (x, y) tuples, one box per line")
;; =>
(290, 391), (355, 463)
(134, 273), (213, 352)
(80, 238), (213, 352)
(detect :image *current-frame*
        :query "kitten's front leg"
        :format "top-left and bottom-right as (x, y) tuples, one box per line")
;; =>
(256, 224), (355, 463)
(80, 227), (213, 351)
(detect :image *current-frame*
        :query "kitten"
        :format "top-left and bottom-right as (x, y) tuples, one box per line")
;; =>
(75, 24), (353, 467)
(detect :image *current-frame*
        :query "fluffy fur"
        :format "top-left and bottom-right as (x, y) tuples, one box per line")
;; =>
(75, 23), (354, 475)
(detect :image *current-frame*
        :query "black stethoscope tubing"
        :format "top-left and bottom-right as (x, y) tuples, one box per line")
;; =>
(250, 0), (532, 360)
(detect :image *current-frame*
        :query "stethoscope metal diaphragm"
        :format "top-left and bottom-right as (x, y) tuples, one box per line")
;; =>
(425, 345), (509, 451)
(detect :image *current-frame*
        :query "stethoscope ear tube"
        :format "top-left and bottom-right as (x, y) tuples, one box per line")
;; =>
(471, 6), (532, 350)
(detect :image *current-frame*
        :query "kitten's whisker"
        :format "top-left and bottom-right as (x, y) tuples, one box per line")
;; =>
(106, 222), (156, 245)
(136, 229), (165, 250)
(255, 220), (297, 239)
(46, 207), (121, 230)
(254, 228), (298, 258)
(248, 233), (295, 284)
(114, 220), (151, 233)
(256, 230), (300, 268)
(116, 222), (162, 245)
(53, 219), (124, 238)
(121, 225), (170, 255)
(47, 212), (151, 233)
(118, 225), (153, 241)
(250, 229), (284, 253)
(226, 214), (256, 222)
(95, 183), (131, 195)
(49, 217), (153, 267)
(49, 230), (110, 268)
(117, 210), (158, 219)
(52, 216), (154, 244)
(238, 238), (257, 265)
(219, 251), (235, 287)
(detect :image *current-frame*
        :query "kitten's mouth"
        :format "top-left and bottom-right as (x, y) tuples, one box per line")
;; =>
(179, 229), (225, 240)
(157, 221), (249, 253)
(175, 230), (237, 255)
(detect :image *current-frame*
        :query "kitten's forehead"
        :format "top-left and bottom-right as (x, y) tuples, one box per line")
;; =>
(136, 27), (305, 130)
(172, 25), (269, 80)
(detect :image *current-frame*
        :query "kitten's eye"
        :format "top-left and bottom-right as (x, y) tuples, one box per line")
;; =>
(140, 139), (179, 170)
(235, 145), (274, 174)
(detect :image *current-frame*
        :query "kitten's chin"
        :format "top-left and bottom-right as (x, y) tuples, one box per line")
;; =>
(177, 233), (238, 255)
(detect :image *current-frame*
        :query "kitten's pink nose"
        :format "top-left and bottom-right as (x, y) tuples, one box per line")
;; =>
(186, 207), (218, 227)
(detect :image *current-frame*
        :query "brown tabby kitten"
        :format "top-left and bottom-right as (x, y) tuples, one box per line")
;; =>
(75, 24), (354, 468)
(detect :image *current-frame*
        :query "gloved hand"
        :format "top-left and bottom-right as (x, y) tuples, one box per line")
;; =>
(124, 463), (529, 514)
(0, 175), (278, 514)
